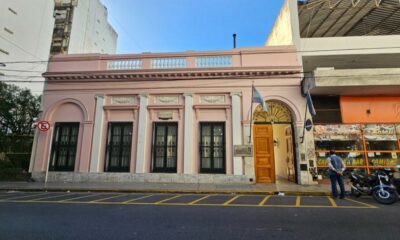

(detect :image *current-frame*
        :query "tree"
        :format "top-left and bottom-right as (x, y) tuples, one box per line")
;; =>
(0, 82), (41, 178)
(0, 82), (41, 137)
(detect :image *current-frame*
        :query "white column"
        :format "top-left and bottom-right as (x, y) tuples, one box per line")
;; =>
(183, 93), (194, 174)
(135, 93), (148, 173)
(90, 94), (105, 172)
(231, 92), (243, 175)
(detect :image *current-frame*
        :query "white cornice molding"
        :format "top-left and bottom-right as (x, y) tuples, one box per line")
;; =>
(44, 68), (301, 81)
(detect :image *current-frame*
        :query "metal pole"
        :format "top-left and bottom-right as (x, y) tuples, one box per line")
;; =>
(300, 101), (308, 144)
(249, 82), (254, 143)
(233, 33), (237, 49)
(44, 127), (54, 185)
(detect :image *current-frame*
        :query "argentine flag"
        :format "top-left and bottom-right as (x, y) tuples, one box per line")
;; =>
(306, 91), (316, 117)
(252, 85), (268, 112)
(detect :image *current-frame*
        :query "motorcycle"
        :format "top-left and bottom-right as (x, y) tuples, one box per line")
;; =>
(350, 168), (399, 205)
(384, 165), (400, 195)
(394, 165), (400, 195)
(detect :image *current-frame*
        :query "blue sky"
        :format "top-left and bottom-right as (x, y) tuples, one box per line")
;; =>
(101, 0), (285, 54)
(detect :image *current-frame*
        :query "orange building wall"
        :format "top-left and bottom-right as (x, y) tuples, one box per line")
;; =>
(341, 96), (400, 123)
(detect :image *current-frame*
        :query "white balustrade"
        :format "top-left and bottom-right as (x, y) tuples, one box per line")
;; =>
(196, 56), (232, 68)
(107, 59), (142, 70)
(107, 55), (232, 70)
(151, 58), (187, 69)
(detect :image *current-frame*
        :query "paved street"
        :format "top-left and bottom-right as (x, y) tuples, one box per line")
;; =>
(0, 191), (399, 240)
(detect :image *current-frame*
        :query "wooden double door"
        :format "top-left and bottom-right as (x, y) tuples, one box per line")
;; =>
(253, 124), (275, 183)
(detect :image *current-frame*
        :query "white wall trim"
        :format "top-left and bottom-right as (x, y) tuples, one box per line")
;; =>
(89, 94), (105, 172)
(135, 94), (148, 173)
(183, 93), (194, 174)
(231, 92), (243, 175)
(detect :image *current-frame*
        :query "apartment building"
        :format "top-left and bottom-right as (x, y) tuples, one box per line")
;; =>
(0, 0), (55, 94)
(51, 0), (117, 55)
(0, 0), (117, 94)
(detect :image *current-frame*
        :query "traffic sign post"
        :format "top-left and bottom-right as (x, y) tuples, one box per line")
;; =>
(37, 120), (52, 184)
(38, 121), (50, 132)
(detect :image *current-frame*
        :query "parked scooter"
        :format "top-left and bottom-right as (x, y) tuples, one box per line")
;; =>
(350, 168), (398, 205)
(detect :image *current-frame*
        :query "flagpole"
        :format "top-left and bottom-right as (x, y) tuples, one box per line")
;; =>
(249, 82), (254, 143)
(301, 98), (308, 144)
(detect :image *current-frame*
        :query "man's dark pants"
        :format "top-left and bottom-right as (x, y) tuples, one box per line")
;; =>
(329, 172), (345, 198)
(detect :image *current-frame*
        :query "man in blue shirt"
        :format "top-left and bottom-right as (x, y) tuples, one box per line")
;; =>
(327, 150), (346, 199)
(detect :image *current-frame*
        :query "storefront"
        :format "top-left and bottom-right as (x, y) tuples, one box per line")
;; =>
(314, 96), (400, 178)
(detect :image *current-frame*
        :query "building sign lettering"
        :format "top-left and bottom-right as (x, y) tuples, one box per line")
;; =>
(234, 145), (253, 157)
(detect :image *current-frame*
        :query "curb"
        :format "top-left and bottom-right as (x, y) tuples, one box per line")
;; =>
(0, 187), (331, 196)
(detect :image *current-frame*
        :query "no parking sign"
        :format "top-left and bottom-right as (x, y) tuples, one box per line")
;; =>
(37, 121), (51, 132)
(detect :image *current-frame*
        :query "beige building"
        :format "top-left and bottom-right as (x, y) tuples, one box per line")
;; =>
(267, 0), (400, 179)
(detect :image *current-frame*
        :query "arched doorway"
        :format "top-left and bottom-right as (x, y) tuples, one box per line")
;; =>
(47, 101), (86, 172)
(253, 100), (296, 183)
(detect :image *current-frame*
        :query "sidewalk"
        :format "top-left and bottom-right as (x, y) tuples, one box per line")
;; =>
(0, 180), (333, 196)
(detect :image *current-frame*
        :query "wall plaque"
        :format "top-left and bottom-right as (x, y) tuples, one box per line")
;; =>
(200, 95), (225, 104)
(234, 145), (253, 157)
(155, 96), (179, 104)
(111, 96), (136, 105)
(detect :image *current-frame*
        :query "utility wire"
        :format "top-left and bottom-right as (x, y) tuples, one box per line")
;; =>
(2, 46), (400, 65)
(0, 35), (44, 61)
(0, 60), (48, 64)
(2, 75), (43, 79)
(0, 69), (46, 73)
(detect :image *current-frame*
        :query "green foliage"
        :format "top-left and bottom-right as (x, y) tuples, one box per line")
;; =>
(6, 153), (31, 170)
(0, 160), (30, 181)
(0, 82), (40, 180)
(0, 82), (41, 137)
(1, 135), (33, 154)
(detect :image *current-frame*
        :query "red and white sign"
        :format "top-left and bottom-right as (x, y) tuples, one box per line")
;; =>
(38, 121), (51, 132)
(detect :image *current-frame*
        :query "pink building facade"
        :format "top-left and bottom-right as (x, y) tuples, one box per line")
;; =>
(30, 46), (317, 185)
